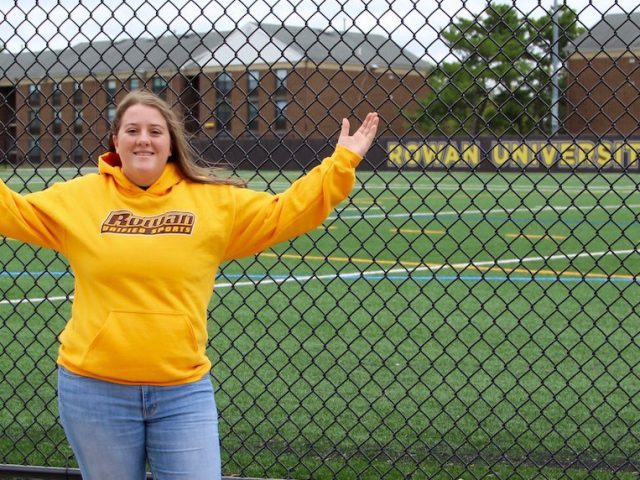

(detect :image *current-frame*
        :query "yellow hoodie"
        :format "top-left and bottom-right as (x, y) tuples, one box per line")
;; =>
(0, 145), (361, 385)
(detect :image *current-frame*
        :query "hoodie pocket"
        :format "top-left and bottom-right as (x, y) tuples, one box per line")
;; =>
(81, 310), (201, 383)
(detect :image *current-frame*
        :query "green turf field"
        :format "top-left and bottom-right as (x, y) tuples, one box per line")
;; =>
(0, 167), (639, 479)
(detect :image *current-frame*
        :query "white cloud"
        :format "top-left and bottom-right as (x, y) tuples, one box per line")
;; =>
(1, 0), (639, 61)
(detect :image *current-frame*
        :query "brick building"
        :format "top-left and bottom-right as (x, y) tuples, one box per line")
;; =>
(565, 12), (640, 136)
(0, 22), (428, 166)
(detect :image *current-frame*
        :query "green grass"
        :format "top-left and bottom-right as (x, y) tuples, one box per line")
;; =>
(1, 167), (639, 478)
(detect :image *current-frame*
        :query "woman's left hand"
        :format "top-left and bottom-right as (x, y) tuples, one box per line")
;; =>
(337, 112), (379, 157)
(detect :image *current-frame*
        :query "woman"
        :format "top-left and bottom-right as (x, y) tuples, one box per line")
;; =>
(0, 89), (378, 479)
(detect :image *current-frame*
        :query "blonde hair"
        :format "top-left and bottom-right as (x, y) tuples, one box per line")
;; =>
(109, 90), (246, 187)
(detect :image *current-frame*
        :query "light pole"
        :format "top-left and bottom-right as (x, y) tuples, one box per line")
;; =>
(550, 0), (560, 136)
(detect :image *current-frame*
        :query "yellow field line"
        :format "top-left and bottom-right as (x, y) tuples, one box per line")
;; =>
(258, 252), (422, 267)
(468, 264), (631, 280)
(389, 229), (566, 240)
(389, 227), (569, 241)
(506, 233), (567, 241)
(430, 261), (633, 281)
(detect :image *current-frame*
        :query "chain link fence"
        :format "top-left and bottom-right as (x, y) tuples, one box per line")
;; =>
(1, 1), (639, 479)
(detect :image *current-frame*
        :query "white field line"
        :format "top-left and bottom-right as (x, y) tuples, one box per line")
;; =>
(5, 176), (638, 195)
(14, 178), (633, 199)
(245, 182), (640, 194)
(330, 201), (640, 221)
(3, 248), (636, 307)
(6, 176), (612, 192)
(351, 183), (640, 194)
(337, 205), (382, 213)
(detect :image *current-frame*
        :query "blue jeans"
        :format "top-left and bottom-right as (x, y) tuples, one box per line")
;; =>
(57, 366), (221, 480)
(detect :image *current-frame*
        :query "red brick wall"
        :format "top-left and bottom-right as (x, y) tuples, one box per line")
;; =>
(565, 53), (640, 136)
(10, 65), (427, 165)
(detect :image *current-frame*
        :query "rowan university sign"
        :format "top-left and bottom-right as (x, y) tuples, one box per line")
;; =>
(386, 139), (640, 171)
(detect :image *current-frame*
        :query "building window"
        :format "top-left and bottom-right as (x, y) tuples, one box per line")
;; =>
(52, 144), (63, 165)
(215, 72), (232, 97)
(28, 139), (41, 164)
(28, 110), (41, 135)
(248, 70), (259, 96)
(247, 100), (259, 132)
(215, 102), (232, 134)
(73, 82), (83, 105)
(29, 120), (41, 135)
(107, 106), (116, 122)
(130, 78), (140, 90)
(152, 77), (167, 98)
(52, 114), (62, 136)
(73, 141), (83, 163)
(215, 72), (233, 134)
(275, 99), (287, 131)
(275, 69), (287, 96)
(52, 85), (62, 107)
(105, 79), (117, 101)
(74, 111), (83, 134)
(28, 84), (41, 107)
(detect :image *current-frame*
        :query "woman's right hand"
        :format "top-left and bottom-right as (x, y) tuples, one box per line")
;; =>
(337, 112), (379, 157)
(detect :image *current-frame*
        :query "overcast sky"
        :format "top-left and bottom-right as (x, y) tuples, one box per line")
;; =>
(1, 0), (639, 62)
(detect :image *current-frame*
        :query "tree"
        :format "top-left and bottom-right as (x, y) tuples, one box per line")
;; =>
(409, 3), (584, 137)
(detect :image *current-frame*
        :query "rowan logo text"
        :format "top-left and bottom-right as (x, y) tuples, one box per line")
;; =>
(101, 210), (196, 235)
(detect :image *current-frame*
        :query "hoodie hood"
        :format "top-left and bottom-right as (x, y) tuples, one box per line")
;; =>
(98, 152), (184, 196)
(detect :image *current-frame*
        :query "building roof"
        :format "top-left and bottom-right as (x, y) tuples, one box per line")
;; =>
(0, 22), (425, 82)
(568, 12), (640, 55)
(0, 31), (225, 81)
(259, 22), (415, 68)
(185, 22), (424, 70)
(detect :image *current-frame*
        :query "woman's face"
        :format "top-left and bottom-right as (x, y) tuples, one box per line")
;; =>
(112, 104), (172, 187)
